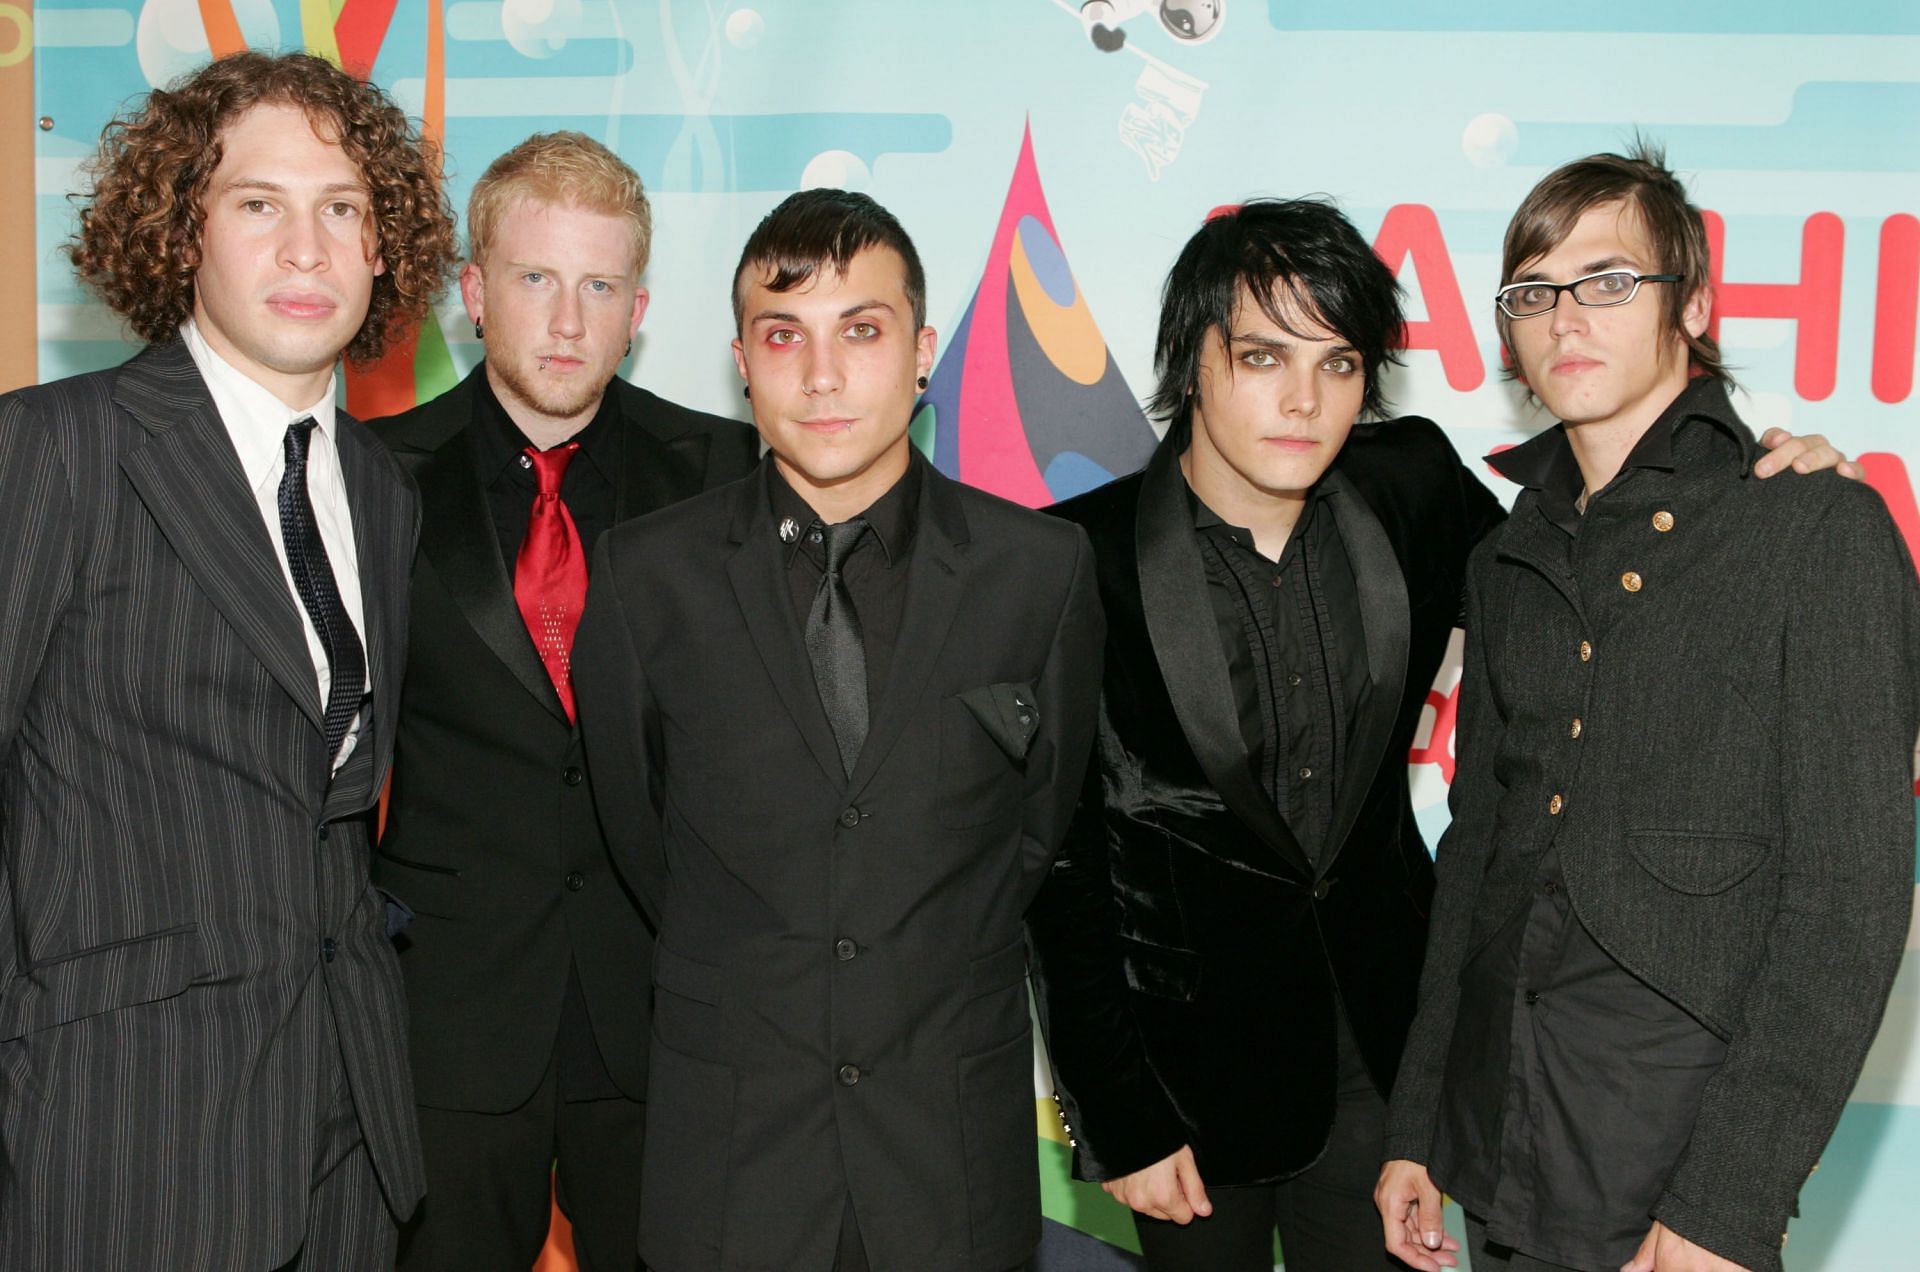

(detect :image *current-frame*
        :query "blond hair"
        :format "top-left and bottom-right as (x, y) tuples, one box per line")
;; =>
(466, 131), (652, 275)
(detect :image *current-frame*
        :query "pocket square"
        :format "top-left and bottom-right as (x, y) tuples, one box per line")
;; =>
(958, 681), (1040, 761)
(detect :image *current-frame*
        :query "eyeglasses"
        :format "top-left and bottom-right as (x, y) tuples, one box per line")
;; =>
(1494, 270), (1683, 320)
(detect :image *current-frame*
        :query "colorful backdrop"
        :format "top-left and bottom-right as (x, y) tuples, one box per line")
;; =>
(17, 2), (1920, 1267)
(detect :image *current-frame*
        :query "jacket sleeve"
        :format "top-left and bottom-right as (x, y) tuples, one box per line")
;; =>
(1382, 538), (1508, 1163)
(1016, 526), (1105, 890)
(1652, 487), (1919, 1272)
(574, 532), (668, 929)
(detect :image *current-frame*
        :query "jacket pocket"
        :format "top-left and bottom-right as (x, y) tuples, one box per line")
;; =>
(0, 923), (204, 1041)
(1117, 933), (1204, 1002)
(1625, 830), (1772, 895)
(651, 943), (728, 1061)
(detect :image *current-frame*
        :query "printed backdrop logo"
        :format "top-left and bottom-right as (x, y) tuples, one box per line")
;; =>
(913, 122), (1158, 509)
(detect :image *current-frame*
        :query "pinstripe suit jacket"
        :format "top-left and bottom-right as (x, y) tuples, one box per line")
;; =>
(0, 342), (425, 1270)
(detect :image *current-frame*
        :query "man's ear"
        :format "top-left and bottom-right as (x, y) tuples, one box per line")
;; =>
(915, 326), (938, 382)
(459, 262), (485, 326)
(629, 286), (650, 336)
(1681, 283), (1712, 341)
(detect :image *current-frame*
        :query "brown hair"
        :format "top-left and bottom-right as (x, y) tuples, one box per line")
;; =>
(731, 188), (927, 332)
(466, 131), (652, 275)
(66, 50), (458, 365)
(1499, 141), (1728, 384)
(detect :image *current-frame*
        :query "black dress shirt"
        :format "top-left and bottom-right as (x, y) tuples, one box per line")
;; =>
(769, 458), (920, 709)
(1189, 482), (1368, 862)
(1429, 383), (1735, 1268)
(471, 372), (624, 1101)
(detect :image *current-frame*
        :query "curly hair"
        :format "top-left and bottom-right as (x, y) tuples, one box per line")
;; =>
(67, 51), (458, 366)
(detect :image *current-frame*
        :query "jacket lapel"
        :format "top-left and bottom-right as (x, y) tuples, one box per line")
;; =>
(1134, 440), (1314, 880)
(612, 388), (717, 522)
(847, 460), (967, 798)
(335, 415), (413, 797)
(413, 424), (569, 724)
(1317, 468), (1410, 869)
(114, 344), (324, 731)
(724, 468), (848, 785)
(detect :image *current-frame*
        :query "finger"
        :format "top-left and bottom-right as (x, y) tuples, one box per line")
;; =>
(1840, 458), (1865, 481)
(1178, 1158), (1212, 1218)
(1417, 1181), (1446, 1251)
(1621, 1225), (1659, 1272)
(1162, 1194), (1195, 1225)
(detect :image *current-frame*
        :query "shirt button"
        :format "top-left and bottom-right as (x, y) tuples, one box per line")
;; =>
(1579, 640), (1593, 662)
(316, 824), (330, 841)
(322, 937), (338, 964)
(1271, 575), (1283, 588)
(809, 529), (824, 545)
(1548, 793), (1564, 815)
(1652, 510), (1675, 532)
(835, 937), (858, 961)
(1286, 672), (1302, 687)
(1621, 570), (1643, 593)
(1524, 989), (1541, 1006)
(1298, 766), (1313, 780)
(1544, 879), (1560, 895)
(1569, 717), (1583, 739)
(838, 807), (861, 829)
(837, 1064), (862, 1086)
(563, 766), (584, 786)
(565, 872), (585, 892)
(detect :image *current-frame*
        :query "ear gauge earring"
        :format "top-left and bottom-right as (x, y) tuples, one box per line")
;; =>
(743, 385), (751, 400)
(916, 375), (929, 391)
(473, 321), (484, 339)
(625, 340), (632, 358)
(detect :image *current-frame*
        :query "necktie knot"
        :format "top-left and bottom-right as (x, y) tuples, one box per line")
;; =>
(818, 517), (869, 574)
(284, 416), (317, 467)
(525, 443), (579, 497)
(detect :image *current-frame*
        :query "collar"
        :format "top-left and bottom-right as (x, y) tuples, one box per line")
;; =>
(180, 317), (337, 493)
(767, 449), (923, 567)
(1183, 464), (1332, 559)
(470, 367), (621, 481)
(1487, 377), (1751, 525)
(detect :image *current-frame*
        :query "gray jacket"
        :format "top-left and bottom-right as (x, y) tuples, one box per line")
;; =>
(1385, 382), (1919, 1272)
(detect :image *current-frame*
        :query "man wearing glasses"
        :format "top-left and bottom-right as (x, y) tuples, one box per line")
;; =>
(1377, 147), (1920, 1272)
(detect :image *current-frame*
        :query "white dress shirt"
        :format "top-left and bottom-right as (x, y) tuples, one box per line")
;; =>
(181, 319), (367, 771)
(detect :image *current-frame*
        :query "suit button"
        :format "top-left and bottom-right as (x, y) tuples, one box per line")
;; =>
(835, 938), (858, 961)
(322, 937), (337, 964)
(317, 824), (330, 841)
(1286, 671), (1302, 687)
(563, 766), (584, 786)
(1548, 793), (1564, 815)
(1652, 510), (1675, 532)
(1298, 766), (1313, 780)
(1311, 879), (1332, 901)
(1579, 640), (1593, 662)
(1569, 717), (1582, 739)
(1621, 570), (1643, 593)
(837, 1064), (862, 1086)
(565, 872), (585, 892)
(1524, 989), (1540, 1006)
(838, 807), (861, 829)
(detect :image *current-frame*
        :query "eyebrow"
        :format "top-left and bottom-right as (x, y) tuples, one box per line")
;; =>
(220, 178), (370, 196)
(750, 299), (897, 325)
(1229, 332), (1358, 357)
(1516, 255), (1641, 283)
(501, 257), (631, 278)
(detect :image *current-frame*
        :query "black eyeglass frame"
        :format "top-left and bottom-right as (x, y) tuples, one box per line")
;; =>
(1494, 270), (1685, 320)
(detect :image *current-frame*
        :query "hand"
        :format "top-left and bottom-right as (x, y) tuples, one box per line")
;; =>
(1622, 1220), (1751, 1271)
(1101, 1144), (1212, 1224)
(1754, 427), (1862, 481)
(1375, 1159), (1460, 1270)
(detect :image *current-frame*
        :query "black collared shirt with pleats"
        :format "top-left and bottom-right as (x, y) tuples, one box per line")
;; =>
(769, 458), (921, 710)
(1429, 378), (1737, 1269)
(1188, 480), (1369, 864)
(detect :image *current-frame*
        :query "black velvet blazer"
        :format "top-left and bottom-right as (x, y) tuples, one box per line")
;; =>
(1027, 419), (1504, 1185)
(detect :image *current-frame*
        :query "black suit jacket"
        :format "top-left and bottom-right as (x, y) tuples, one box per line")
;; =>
(371, 367), (757, 1110)
(1026, 420), (1504, 1185)
(573, 453), (1104, 1272)
(0, 342), (422, 1268)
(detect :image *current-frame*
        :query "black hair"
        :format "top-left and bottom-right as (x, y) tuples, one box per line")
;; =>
(1150, 197), (1405, 426)
(731, 188), (927, 330)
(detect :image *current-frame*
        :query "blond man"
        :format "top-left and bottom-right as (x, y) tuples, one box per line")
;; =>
(370, 132), (756, 1270)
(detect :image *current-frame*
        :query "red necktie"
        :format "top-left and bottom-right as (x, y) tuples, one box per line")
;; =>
(514, 443), (588, 721)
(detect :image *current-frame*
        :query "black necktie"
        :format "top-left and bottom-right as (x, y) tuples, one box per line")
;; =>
(279, 418), (366, 766)
(806, 518), (869, 778)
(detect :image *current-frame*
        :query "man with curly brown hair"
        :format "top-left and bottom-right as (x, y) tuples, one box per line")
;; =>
(0, 51), (457, 1269)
